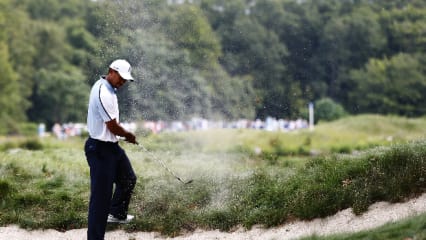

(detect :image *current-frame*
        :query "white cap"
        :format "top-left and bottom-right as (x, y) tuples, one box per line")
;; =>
(109, 59), (134, 81)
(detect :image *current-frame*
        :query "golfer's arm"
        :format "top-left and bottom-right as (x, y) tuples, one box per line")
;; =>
(105, 119), (133, 139)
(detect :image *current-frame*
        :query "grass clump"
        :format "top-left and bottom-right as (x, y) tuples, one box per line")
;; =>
(235, 171), (291, 227)
(300, 212), (426, 240)
(0, 180), (13, 200)
(0, 153), (87, 231)
(349, 142), (425, 213)
(202, 209), (237, 231)
(125, 178), (214, 236)
(224, 140), (426, 229)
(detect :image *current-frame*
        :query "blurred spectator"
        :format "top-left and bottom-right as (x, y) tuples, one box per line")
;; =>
(38, 123), (46, 137)
(52, 123), (64, 139)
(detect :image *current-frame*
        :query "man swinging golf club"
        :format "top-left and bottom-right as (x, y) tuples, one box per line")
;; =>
(84, 59), (137, 240)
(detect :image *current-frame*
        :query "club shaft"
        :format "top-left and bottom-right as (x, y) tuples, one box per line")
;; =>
(137, 143), (189, 184)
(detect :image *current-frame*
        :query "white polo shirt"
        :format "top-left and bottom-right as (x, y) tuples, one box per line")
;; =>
(87, 77), (120, 142)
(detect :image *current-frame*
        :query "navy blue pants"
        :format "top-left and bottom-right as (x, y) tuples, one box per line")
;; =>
(84, 138), (137, 240)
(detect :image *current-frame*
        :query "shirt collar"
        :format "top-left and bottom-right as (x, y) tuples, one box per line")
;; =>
(100, 76), (116, 93)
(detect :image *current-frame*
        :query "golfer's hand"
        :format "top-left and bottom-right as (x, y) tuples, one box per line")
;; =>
(124, 132), (138, 144)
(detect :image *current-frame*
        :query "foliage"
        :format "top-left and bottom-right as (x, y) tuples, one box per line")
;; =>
(0, 40), (26, 135)
(1, 0), (426, 130)
(162, 4), (221, 70)
(349, 53), (426, 116)
(314, 98), (347, 123)
(380, 5), (426, 54)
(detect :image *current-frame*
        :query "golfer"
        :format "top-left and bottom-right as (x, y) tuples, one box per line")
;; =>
(84, 59), (138, 240)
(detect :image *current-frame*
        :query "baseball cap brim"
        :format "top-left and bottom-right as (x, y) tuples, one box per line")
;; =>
(118, 71), (134, 81)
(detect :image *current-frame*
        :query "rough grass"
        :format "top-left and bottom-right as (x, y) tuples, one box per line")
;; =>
(300, 212), (426, 240)
(0, 138), (89, 231)
(0, 114), (425, 236)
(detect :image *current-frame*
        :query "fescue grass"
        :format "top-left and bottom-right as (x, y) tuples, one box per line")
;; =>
(0, 114), (425, 237)
(300, 212), (426, 240)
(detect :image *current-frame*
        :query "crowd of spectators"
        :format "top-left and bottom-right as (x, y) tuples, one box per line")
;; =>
(51, 123), (86, 139)
(44, 117), (309, 139)
(142, 117), (309, 133)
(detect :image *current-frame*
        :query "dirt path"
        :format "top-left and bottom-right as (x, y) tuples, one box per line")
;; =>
(1, 193), (425, 240)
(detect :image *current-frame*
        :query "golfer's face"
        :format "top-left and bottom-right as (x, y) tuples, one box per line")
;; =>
(111, 71), (127, 88)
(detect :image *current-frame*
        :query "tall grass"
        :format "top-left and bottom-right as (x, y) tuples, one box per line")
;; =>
(300, 212), (426, 240)
(0, 115), (425, 236)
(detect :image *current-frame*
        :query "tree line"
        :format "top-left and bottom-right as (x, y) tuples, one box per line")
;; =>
(0, 0), (425, 134)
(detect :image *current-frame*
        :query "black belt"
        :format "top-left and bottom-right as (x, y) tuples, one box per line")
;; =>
(89, 137), (118, 146)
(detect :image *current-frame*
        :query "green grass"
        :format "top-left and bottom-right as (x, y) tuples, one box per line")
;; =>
(0, 114), (425, 237)
(300, 212), (426, 240)
(0, 147), (89, 230)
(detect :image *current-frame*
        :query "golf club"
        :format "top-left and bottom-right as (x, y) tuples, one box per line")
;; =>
(137, 143), (193, 184)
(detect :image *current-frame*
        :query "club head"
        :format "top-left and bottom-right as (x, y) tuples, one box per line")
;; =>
(177, 177), (193, 184)
(185, 179), (193, 184)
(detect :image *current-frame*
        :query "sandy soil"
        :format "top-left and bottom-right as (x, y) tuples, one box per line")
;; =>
(1, 192), (425, 240)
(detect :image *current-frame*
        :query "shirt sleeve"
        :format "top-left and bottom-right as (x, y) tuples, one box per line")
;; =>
(97, 84), (118, 122)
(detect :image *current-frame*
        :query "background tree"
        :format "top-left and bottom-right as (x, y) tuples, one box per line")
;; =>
(162, 4), (222, 70)
(111, 0), (256, 121)
(26, 21), (89, 126)
(31, 68), (88, 125)
(1, 0), (426, 133)
(118, 29), (212, 121)
(348, 53), (426, 116)
(318, 6), (386, 109)
(0, 42), (23, 134)
(380, 6), (426, 54)
(0, 0), (29, 133)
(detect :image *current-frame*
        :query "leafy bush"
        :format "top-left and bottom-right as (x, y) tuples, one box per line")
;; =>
(314, 98), (347, 123)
